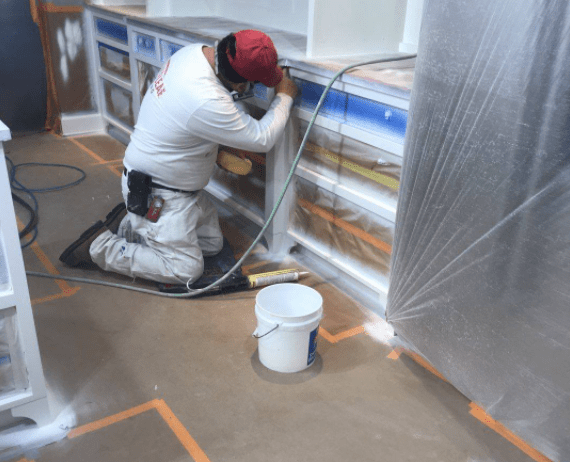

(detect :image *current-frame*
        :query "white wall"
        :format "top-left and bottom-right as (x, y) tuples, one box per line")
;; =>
(147, 0), (309, 35)
(308, 0), (408, 58)
(399, 0), (424, 53)
(144, 0), (420, 58)
(91, 0), (145, 6)
(146, 0), (217, 17)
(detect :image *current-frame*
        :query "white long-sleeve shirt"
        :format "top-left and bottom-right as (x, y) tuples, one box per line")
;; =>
(123, 44), (293, 191)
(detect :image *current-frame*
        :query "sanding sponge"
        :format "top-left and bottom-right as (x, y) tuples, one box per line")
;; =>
(216, 150), (253, 175)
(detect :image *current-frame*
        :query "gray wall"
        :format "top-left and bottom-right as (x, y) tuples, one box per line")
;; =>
(0, 0), (47, 132)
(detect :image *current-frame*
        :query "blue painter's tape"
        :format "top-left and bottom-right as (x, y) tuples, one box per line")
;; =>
(98, 42), (128, 56)
(160, 40), (183, 62)
(253, 83), (268, 101)
(95, 18), (128, 44)
(307, 326), (319, 365)
(133, 33), (156, 59)
(346, 94), (407, 141)
(294, 78), (408, 141)
(295, 79), (347, 122)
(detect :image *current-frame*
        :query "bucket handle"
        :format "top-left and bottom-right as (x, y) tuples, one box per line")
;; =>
(252, 324), (280, 339)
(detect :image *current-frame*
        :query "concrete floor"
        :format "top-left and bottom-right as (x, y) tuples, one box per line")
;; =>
(1, 131), (536, 462)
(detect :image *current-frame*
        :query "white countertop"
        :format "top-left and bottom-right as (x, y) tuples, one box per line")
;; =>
(86, 3), (415, 97)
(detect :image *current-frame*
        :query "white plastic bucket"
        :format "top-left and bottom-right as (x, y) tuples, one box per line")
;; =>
(253, 283), (323, 373)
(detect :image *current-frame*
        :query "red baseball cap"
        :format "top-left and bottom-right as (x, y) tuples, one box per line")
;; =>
(227, 30), (283, 88)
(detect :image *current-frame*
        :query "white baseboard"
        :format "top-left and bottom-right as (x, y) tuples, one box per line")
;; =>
(399, 42), (418, 54)
(61, 113), (105, 137)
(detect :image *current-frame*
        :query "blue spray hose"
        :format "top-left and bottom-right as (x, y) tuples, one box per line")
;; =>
(27, 54), (417, 297)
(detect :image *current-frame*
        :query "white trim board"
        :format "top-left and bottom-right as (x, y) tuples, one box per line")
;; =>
(0, 120), (11, 142)
(61, 113), (105, 137)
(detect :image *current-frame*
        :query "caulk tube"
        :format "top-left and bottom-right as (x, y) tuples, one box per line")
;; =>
(247, 269), (309, 288)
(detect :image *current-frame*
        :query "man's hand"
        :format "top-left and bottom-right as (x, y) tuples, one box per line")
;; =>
(275, 67), (298, 99)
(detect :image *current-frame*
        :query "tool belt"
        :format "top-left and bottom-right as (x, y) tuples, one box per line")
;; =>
(124, 169), (197, 216)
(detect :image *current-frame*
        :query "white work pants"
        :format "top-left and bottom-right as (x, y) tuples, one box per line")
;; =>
(90, 173), (223, 284)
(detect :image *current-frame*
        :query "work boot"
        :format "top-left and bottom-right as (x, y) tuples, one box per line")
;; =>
(59, 221), (107, 267)
(103, 202), (127, 234)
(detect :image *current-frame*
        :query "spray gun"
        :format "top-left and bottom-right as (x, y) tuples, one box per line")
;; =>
(232, 82), (255, 101)
(158, 268), (309, 295)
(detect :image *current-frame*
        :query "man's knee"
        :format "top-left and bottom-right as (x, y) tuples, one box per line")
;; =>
(201, 235), (223, 257)
(212, 236), (224, 254)
(172, 258), (204, 285)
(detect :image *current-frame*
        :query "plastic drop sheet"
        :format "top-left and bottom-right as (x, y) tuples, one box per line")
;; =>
(292, 177), (393, 287)
(99, 43), (131, 81)
(104, 80), (134, 127)
(387, 1), (570, 460)
(0, 312), (14, 394)
(137, 61), (160, 102)
(0, 308), (28, 394)
(298, 120), (401, 206)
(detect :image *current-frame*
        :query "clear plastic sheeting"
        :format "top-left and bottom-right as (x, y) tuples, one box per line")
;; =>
(99, 43), (131, 81)
(137, 61), (160, 102)
(0, 236), (9, 292)
(292, 177), (393, 290)
(211, 161), (266, 220)
(103, 80), (134, 127)
(0, 314), (15, 393)
(387, 1), (570, 461)
(298, 120), (401, 205)
(0, 308), (27, 394)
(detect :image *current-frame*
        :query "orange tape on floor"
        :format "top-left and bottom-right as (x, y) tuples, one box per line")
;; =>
(89, 159), (124, 166)
(319, 325), (364, 344)
(298, 198), (392, 255)
(387, 349), (402, 360)
(387, 348), (448, 382)
(68, 138), (122, 178)
(154, 400), (212, 462)
(389, 350), (552, 462)
(318, 327), (336, 343)
(333, 325), (365, 342)
(67, 400), (158, 439)
(30, 288), (80, 305)
(67, 399), (211, 462)
(17, 217), (80, 301)
(469, 403), (553, 462)
(29, 242), (79, 295)
(68, 138), (106, 164)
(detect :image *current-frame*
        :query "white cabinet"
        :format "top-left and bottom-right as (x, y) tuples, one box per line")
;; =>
(0, 120), (51, 426)
(145, 0), (420, 58)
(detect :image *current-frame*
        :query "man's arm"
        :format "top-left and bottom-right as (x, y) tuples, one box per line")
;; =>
(188, 74), (298, 153)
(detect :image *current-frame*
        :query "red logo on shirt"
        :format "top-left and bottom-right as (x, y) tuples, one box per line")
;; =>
(153, 60), (170, 98)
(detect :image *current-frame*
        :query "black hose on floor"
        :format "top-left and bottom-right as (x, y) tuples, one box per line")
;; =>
(6, 152), (87, 248)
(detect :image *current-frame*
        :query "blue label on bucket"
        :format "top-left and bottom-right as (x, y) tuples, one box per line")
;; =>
(308, 326), (319, 365)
